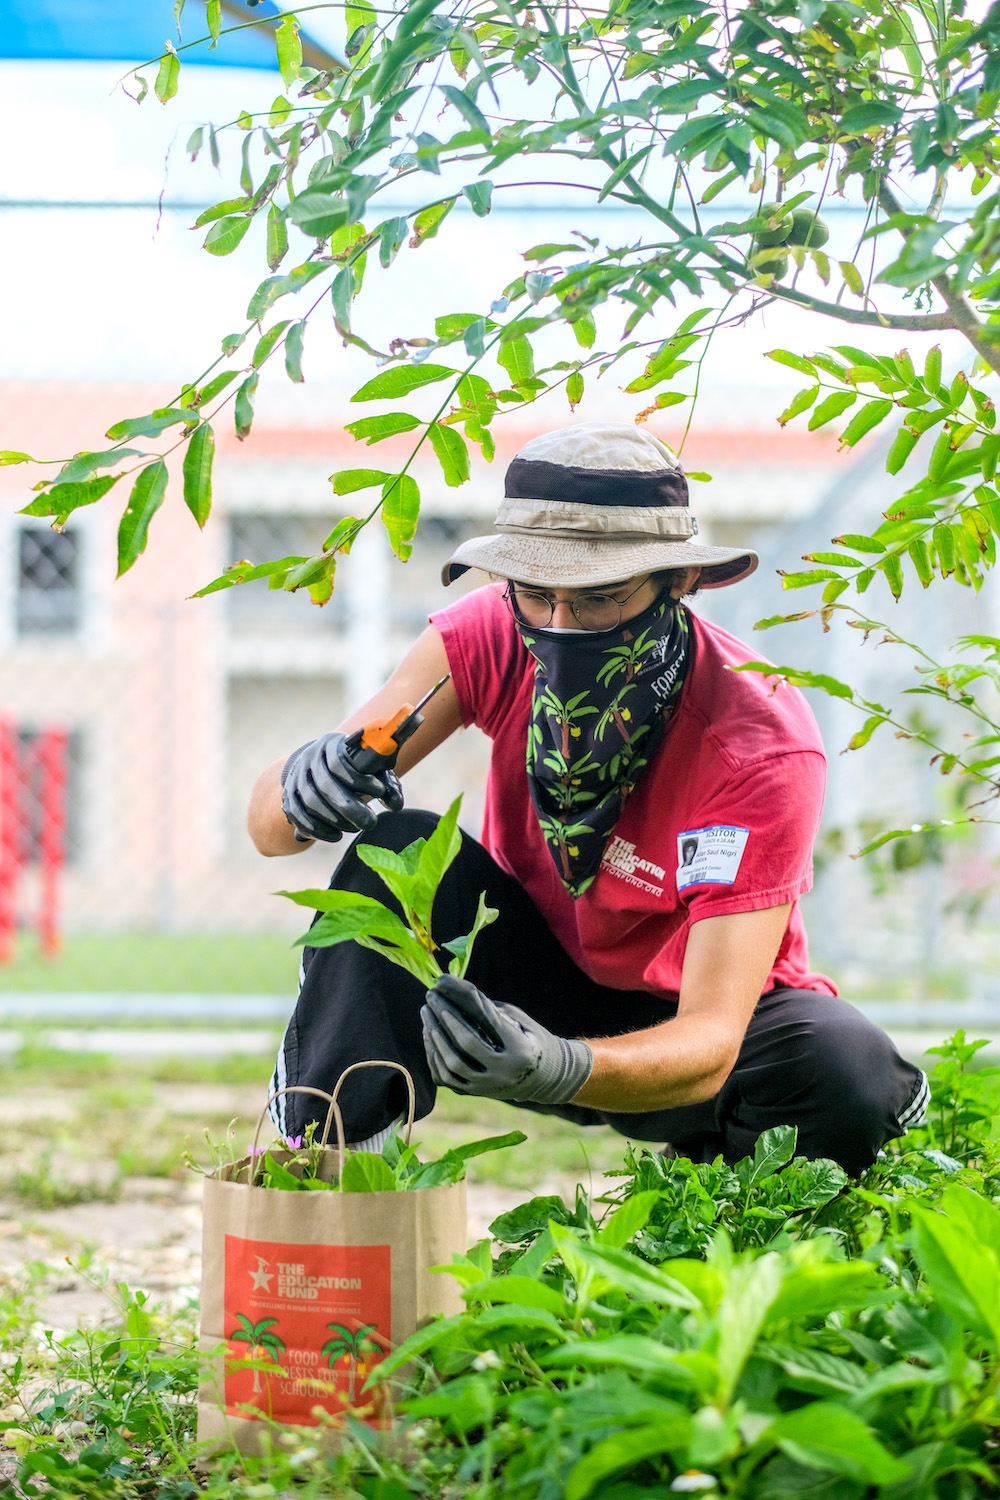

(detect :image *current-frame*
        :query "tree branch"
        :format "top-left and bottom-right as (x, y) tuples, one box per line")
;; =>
(876, 173), (1000, 373)
(764, 283), (956, 330)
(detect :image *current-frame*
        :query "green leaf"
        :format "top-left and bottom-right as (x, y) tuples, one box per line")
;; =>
(808, 391), (856, 431)
(252, 319), (291, 369)
(182, 422), (214, 528)
(490, 1196), (570, 1242)
(440, 84), (491, 136)
(777, 386), (819, 425)
(331, 266), (354, 335)
(565, 1419), (692, 1500)
(497, 335), (534, 385)
(331, 468), (391, 495)
(462, 180), (493, 217)
(886, 424), (919, 475)
(275, 14), (302, 88)
(19, 474), (119, 520)
(234, 373), (259, 441)
(768, 1403), (910, 1485)
(839, 260), (865, 297)
(266, 204), (288, 270)
(566, 370), (584, 410)
(831, 532), (885, 554)
(839, 398), (894, 448)
(411, 795), (463, 919)
(52, 448), (141, 485)
(428, 423), (469, 487)
(194, 196), (251, 228)
(598, 1190), (662, 1249)
(106, 409), (195, 441)
(572, 311), (596, 349)
(248, 261), (327, 320)
(269, 94), (292, 128)
(847, 715), (886, 750)
(155, 50), (180, 103)
(341, 1152), (396, 1193)
(191, 556), (305, 597)
(449, 1129), (526, 1163)
(911, 1187), (1000, 1345)
(443, 893), (499, 979)
(196, 371), (238, 406)
(206, 0), (220, 41)
(117, 460), (168, 577)
(204, 214), (252, 256)
(288, 191), (350, 240)
(766, 350), (817, 377)
(285, 320), (305, 383)
(352, 364), (455, 403)
(735, 663), (854, 700)
(410, 198), (456, 248)
(382, 473), (420, 560)
(345, 413), (421, 445)
(0, 451), (34, 465)
(841, 101), (903, 133)
(462, 1274), (564, 1314)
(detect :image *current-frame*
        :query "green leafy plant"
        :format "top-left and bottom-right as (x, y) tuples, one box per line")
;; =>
(280, 795), (497, 987)
(251, 1123), (527, 1193)
(6, 1033), (1000, 1497)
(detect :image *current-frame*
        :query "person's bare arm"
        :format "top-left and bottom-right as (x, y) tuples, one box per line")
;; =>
(248, 625), (461, 856)
(571, 903), (793, 1111)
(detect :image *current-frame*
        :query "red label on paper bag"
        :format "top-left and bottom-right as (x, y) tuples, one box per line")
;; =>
(223, 1236), (392, 1427)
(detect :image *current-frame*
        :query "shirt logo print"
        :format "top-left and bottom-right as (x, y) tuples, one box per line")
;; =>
(601, 835), (666, 896)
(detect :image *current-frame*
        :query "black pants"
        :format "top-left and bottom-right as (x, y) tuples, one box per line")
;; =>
(271, 810), (928, 1177)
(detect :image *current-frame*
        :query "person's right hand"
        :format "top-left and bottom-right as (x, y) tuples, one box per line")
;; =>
(280, 732), (404, 843)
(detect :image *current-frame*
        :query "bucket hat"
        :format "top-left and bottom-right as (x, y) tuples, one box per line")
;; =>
(441, 422), (758, 590)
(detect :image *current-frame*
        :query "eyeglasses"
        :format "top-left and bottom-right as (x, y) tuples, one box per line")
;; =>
(503, 576), (656, 632)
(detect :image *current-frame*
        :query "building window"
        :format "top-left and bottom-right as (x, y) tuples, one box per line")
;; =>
(17, 527), (81, 637)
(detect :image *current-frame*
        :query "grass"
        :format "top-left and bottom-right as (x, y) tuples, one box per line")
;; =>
(0, 932), (300, 994)
(0, 1041), (625, 1200)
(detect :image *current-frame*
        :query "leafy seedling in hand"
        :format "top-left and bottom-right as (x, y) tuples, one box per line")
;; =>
(279, 795), (498, 986)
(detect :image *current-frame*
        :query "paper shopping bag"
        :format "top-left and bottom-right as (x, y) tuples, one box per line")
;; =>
(196, 1066), (467, 1456)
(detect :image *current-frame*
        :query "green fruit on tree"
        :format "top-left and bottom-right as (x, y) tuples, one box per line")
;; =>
(785, 209), (830, 248)
(750, 248), (789, 281)
(753, 201), (793, 247)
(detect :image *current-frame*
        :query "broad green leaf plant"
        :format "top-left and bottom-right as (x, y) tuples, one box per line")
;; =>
(8, 0), (1000, 853)
(279, 794), (498, 986)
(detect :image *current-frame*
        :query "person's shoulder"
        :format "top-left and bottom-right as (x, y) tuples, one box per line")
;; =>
(432, 579), (507, 633)
(430, 580), (528, 705)
(684, 611), (826, 766)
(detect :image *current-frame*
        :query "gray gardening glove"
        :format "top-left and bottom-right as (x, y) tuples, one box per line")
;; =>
(281, 732), (404, 844)
(421, 974), (593, 1106)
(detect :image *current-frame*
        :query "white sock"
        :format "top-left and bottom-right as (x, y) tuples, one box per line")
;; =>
(346, 1116), (404, 1154)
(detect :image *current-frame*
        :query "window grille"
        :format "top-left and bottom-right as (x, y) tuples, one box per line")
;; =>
(17, 526), (81, 636)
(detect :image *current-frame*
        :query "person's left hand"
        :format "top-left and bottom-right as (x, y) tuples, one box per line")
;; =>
(421, 974), (593, 1105)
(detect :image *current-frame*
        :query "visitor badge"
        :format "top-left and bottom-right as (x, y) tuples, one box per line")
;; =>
(676, 825), (749, 891)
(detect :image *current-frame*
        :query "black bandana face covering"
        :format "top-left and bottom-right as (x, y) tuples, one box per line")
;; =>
(517, 593), (692, 898)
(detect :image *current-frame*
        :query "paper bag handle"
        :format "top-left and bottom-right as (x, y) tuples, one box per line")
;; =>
(249, 1063), (417, 1181)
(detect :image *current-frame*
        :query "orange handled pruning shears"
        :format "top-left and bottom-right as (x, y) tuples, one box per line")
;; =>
(341, 674), (451, 775)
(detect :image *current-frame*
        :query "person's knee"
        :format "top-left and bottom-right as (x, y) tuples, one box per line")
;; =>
(357, 808), (440, 853)
(803, 1016), (915, 1172)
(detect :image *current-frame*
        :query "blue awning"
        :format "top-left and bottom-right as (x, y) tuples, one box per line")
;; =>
(0, 0), (338, 70)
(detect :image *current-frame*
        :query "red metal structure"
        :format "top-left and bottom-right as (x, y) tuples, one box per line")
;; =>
(0, 719), (69, 960)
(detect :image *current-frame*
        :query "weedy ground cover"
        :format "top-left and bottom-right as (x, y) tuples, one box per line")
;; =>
(0, 1033), (999, 1497)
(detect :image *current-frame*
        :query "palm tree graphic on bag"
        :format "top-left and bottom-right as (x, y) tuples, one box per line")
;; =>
(228, 1314), (286, 1393)
(321, 1321), (385, 1402)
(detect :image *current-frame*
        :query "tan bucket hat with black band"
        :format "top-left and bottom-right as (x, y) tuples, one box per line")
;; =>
(441, 422), (758, 590)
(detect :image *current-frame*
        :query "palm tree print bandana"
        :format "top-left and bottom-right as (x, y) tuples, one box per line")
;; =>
(518, 596), (691, 898)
